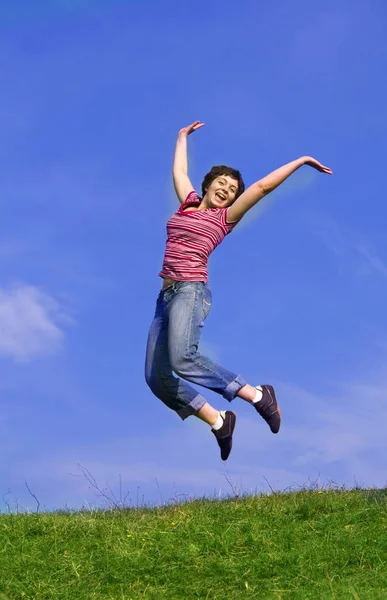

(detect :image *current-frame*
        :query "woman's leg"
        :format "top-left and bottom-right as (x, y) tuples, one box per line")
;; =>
(166, 281), (281, 433)
(145, 292), (219, 422)
(145, 282), (279, 460)
(167, 281), (247, 400)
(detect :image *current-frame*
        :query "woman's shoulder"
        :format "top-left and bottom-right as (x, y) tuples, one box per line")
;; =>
(178, 191), (202, 212)
(184, 190), (201, 205)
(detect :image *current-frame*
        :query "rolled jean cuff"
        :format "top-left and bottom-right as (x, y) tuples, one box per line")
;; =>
(223, 375), (247, 402)
(176, 393), (208, 421)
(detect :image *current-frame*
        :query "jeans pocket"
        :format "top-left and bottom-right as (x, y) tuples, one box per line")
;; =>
(202, 288), (212, 321)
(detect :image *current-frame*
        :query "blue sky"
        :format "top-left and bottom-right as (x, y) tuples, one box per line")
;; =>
(1, 0), (386, 512)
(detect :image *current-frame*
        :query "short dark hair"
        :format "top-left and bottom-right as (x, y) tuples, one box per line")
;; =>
(201, 165), (245, 202)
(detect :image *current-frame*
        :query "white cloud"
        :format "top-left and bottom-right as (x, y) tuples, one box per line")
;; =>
(354, 243), (387, 277)
(274, 379), (387, 489)
(0, 283), (69, 362)
(4, 370), (387, 511)
(311, 215), (387, 279)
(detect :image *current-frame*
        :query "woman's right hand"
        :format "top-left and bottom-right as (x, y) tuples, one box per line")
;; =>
(303, 156), (333, 174)
(178, 121), (205, 137)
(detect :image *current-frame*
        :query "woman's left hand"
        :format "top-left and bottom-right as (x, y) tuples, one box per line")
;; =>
(303, 156), (333, 174)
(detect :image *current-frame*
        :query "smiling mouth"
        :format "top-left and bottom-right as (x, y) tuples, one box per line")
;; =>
(215, 192), (227, 201)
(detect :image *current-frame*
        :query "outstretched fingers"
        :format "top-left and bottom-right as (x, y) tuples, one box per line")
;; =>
(304, 157), (333, 174)
(189, 120), (205, 133)
(179, 121), (206, 136)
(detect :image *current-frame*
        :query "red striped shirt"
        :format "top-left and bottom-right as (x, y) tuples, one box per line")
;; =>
(159, 191), (239, 282)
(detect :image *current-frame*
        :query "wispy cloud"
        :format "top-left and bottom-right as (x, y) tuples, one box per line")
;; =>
(311, 215), (387, 278)
(355, 244), (387, 277)
(273, 379), (387, 493)
(6, 372), (387, 512)
(0, 283), (70, 362)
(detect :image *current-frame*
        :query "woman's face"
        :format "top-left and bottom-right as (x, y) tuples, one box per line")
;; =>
(205, 175), (239, 208)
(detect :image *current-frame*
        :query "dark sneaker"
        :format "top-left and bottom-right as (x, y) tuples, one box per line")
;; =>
(212, 411), (236, 461)
(253, 385), (281, 433)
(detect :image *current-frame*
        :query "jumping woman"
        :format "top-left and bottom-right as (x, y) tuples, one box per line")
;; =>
(145, 121), (332, 461)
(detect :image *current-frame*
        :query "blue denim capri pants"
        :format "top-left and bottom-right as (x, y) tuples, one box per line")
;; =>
(145, 280), (246, 419)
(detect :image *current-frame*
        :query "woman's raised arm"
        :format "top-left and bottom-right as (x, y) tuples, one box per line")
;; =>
(173, 121), (205, 204)
(227, 156), (332, 223)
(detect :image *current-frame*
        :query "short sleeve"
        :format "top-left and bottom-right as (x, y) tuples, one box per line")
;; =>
(178, 190), (201, 212)
(185, 191), (201, 204)
(222, 207), (241, 233)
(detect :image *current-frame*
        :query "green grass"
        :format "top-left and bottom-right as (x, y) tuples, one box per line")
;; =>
(1, 488), (387, 599)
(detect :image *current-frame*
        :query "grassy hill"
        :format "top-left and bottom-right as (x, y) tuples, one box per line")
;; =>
(1, 488), (386, 599)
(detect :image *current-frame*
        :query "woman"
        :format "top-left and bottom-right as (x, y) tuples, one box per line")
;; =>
(145, 121), (332, 461)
